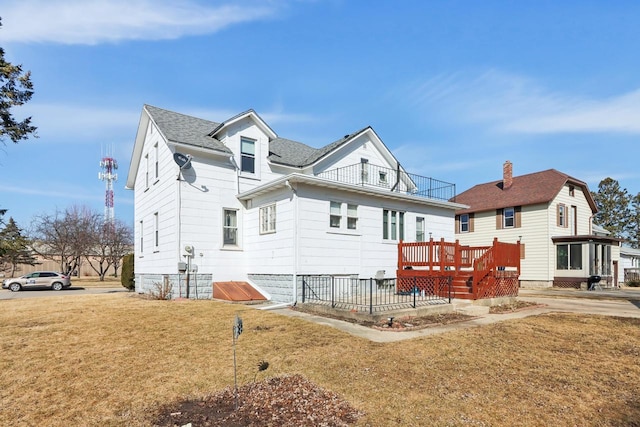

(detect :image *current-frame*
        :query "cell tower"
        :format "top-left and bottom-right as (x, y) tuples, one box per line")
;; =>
(99, 146), (118, 225)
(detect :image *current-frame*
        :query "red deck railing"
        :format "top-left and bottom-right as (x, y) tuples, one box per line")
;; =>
(397, 238), (521, 299)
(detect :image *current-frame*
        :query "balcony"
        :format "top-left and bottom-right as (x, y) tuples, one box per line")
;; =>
(316, 163), (456, 202)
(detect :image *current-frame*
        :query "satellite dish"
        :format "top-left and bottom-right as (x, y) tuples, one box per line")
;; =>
(173, 152), (192, 170)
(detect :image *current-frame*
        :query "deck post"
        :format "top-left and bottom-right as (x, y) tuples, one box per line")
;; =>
(439, 237), (446, 272)
(331, 276), (335, 308)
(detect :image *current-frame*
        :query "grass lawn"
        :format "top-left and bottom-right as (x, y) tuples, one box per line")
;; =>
(1, 293), (639, 426)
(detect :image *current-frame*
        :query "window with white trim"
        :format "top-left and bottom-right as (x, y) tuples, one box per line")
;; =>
(154, 212), (159, 248)
(144, 153), (149, 188)
(504, 207), (515, 228)
(223, 209), (238, 246)
(416, 217), (425, 242)
(260, 204), (276, 234)
(330, 201), (341, 228)
(460, 214), (469, 233)
(139, 220), (144, 253)
(347, 204), (358, 230)
(383, 209), (404, 240)
(154, 143), (159, 180)
(240, 137), (255, 173)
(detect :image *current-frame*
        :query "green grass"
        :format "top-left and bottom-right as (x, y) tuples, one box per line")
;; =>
(1, 293), (639, 426)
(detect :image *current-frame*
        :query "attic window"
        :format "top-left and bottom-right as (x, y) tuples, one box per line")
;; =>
(240, 137), (255, 174)
(569, 185), (575, 197)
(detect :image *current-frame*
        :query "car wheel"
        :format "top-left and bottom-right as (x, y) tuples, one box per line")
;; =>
(9, 283), (21, 292)
(51, 282), (64, 291)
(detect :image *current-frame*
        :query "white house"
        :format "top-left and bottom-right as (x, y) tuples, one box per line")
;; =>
(125, 105), (465, 302)
(453, 161), (621, 289)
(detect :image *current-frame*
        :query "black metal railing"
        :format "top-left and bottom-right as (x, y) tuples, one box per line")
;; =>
(316, 163), (456, 202)
(301, 275), (452, 314)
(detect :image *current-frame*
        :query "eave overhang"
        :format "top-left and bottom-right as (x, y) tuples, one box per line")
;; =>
(237, 173), (468, 211)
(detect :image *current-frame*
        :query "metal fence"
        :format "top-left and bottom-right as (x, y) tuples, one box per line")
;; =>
(301, 275), (451, 314)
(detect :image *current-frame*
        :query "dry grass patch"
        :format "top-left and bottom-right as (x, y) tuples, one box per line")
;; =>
(1, 294), (639, 426)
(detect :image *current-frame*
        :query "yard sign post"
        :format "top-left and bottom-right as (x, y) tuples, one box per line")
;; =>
(232, 314), (243, 410)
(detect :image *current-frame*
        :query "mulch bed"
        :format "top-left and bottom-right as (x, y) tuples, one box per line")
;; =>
(152, 374), (363, 427)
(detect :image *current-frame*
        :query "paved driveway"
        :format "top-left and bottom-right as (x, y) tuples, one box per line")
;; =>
(0, 286), (129, 300)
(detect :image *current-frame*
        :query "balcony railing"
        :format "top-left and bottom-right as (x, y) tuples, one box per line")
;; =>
(316, 163), (456, 202)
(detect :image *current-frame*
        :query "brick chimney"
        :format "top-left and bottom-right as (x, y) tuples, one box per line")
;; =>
(503, 160), (513, 190)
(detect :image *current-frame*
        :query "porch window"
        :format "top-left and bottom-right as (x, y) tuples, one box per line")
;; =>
(240, 137), (255, 174)
(383, 209), (404, 241)
(259, 204), (276, 234)
(223, 209), (238, 245)
(557, 244), (582, 270)
(347, 204), (358, 230)
(416, 217), (425, 242)
(330, 202), (341, 228)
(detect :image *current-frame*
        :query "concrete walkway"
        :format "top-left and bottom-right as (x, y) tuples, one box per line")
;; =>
(270, 287), (640, 343)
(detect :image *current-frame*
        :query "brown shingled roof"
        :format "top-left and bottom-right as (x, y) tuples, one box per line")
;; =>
(452, 169), (597, 214)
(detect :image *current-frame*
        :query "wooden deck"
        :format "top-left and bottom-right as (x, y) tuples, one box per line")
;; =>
(397, 238), (521, 300)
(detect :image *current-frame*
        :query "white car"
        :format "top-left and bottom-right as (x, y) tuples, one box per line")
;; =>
(2, 271), (72, 292)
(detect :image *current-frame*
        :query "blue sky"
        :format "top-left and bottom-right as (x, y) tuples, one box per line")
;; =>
(1, 0), (639, 229)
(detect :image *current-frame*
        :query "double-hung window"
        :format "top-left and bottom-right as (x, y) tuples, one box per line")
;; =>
(223, 209), (238, 246)
(154, 212), (159, 248)
(383, 209), (404, 240)
(139, 220), (144, 253)
(260, 204), (276, 234)
(347, 204), (358, 230)
(154, 143), (159, 180)
(503, 207), (515, 228)
(460, 214), (470, 233)
(330, 202), (342, 228)
(240, 137), (255, 173)
(416, 217), (425, 242)
(144, 154), (149, 189)
(558, 204), (566, 227)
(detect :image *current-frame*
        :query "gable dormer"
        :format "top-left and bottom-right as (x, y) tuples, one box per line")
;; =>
(210, 110), (277, 180)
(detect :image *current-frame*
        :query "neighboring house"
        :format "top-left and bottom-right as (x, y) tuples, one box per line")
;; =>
(125, 105), (465, 302)
(620, 246), (640, 284)
(452, 161), (621, 289)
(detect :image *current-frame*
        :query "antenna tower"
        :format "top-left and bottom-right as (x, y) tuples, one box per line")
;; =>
(99, 146), (118, 225)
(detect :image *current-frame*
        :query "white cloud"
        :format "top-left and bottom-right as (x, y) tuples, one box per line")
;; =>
(21, 103), (139, 143)
(409, 69), (640, 134)
(1, 0), (281, 45)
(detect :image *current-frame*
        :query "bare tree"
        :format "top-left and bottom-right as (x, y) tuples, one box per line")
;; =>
(85, 219), (133, 280)
(31, 205), (101, 275)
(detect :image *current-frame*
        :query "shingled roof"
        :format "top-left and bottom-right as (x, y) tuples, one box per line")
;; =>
(146, 105), (373, 168)
(144, 105), (231, 154)
(453, 168), (597, 214)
